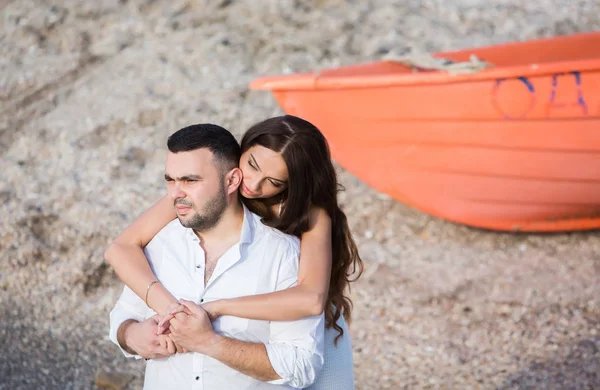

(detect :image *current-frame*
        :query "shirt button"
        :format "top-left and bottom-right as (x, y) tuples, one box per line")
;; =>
(196, 265), (201, 268)
(200, 298), (204, 302)
(195, 376), (199, 380)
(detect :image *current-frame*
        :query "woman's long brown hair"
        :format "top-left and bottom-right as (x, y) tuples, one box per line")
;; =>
(241, 115), (364, 344)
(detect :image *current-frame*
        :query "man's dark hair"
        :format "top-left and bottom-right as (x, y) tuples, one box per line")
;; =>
(167, 124), (241, 172)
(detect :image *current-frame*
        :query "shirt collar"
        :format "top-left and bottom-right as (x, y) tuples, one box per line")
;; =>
(239, 203), (255, 246)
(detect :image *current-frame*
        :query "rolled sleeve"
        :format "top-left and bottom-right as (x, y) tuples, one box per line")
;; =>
(109, 286), (151, 359)
(264, 240), (326, 388)
(108, 242), (162, 359)
(265, 316), (325, 388)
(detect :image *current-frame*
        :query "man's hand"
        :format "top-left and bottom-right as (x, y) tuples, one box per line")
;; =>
(119, 315), (180, 359)
(169, 299), (220, 354)
(157, 301), (186, 335)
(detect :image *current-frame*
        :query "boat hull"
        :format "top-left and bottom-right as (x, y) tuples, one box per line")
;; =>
(252, 33), (600, 232)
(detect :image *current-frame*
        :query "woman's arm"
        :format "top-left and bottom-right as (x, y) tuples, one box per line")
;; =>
(208, 207), (332, 321)
(104, 195), (179, 316)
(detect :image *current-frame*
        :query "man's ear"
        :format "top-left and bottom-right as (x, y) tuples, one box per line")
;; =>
(225, 167), (242, 195)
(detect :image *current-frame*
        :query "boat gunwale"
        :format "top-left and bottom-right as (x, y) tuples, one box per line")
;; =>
(250, 58), (600, 91)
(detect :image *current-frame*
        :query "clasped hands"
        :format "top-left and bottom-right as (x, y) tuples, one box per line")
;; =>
(127, 299), (222, 360)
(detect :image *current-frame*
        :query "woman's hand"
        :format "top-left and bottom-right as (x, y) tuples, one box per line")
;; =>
(202, 300), (225, 322)
(157, 301), (186, 335)
(169, 300), (218, 354)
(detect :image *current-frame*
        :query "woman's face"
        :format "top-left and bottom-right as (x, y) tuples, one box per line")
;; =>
(239, 145), (288, 199)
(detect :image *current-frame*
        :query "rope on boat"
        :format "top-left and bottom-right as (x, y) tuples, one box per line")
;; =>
(383, 53), (494, 74)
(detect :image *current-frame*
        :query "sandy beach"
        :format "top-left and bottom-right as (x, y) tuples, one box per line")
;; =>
(1, 1), (599, 389)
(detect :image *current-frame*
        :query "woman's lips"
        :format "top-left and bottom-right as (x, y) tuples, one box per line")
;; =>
(242, 183), (258, 197)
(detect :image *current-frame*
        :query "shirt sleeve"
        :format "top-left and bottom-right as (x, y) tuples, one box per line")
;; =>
(108, 285), (150, 359)
(108, 240), (163, 358)
(264, 240), (326, 388)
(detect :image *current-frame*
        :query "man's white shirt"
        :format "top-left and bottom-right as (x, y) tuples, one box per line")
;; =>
(109, 205), (325, 389)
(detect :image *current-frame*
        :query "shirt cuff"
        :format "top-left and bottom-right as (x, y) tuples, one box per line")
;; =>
(109, 310), (145, 359)
(265, 342), (323, 388)
(265, 343), (294, 385)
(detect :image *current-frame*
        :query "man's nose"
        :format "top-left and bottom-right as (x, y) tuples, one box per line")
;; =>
(168, 183), (186, 200)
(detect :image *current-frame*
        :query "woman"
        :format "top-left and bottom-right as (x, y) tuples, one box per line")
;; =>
(105, 115), (364, 389)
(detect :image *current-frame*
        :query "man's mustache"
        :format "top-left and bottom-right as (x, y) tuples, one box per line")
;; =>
(174, 199), (193, 207)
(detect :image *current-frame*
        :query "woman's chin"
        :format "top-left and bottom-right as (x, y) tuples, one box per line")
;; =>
(240, 192), (257, 200)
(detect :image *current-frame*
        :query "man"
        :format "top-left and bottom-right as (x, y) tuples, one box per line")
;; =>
(109, 124), (325, 389)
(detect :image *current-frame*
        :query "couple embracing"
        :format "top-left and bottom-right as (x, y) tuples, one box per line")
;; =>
(106, 115), (363, 389)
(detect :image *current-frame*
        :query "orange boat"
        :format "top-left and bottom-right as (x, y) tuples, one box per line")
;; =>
(250, 32), (600, 232)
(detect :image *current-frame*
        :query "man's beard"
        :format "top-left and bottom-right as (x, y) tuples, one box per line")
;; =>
(175, 181), (228, 232)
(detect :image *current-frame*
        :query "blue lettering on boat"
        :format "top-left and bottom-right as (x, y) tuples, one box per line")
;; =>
(492, 71), (589, 118)
(546, 71), (588, 116)
(491, 76), (536, 119)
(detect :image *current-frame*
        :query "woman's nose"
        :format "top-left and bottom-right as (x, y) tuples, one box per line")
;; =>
(248, 178), (261, 192)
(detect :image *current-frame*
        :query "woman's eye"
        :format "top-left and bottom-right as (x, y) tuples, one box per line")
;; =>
(270, 181), (282, 188)
(248, 160), (257, 170)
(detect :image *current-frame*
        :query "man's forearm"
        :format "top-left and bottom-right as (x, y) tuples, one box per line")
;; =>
(201, 334), (280, 382)
(117, 319), (139, 355)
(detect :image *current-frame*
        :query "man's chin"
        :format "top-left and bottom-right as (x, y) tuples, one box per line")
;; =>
(176, 214), (195, 228)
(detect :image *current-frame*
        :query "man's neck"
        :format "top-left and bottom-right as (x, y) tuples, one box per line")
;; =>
(193, 201), (244, 245)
